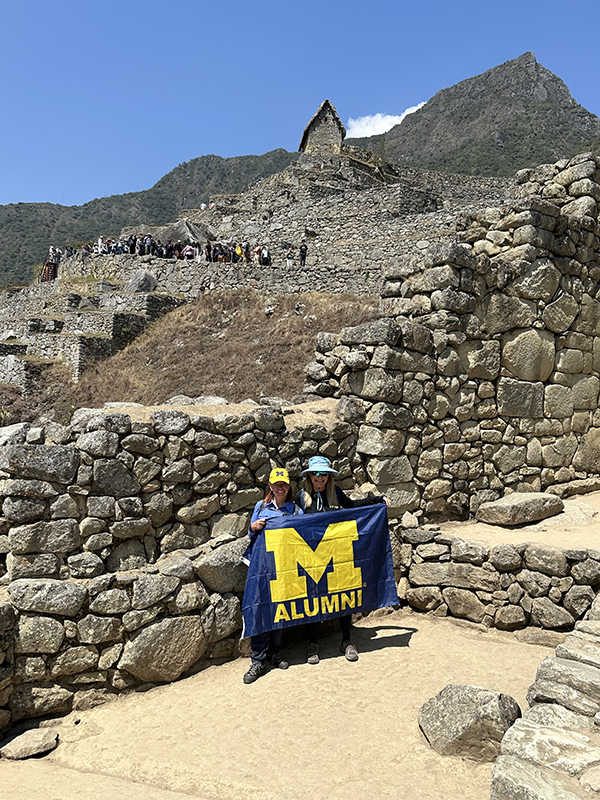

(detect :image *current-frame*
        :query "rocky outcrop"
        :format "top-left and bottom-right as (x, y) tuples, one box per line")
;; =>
(419, 684), (521, 761)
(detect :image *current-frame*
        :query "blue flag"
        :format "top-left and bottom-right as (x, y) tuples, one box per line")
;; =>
(242, 504), (398, 638)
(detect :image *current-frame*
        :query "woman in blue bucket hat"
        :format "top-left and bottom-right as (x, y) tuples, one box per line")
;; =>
(296, 455), (388, 665)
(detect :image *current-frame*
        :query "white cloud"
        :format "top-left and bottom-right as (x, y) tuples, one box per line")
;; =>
(346, 103), (426, 138)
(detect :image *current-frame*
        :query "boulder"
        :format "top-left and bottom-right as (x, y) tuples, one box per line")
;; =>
(418, 684), (521, 761)
(0, 728), (59, 760)
(125, 269), (157, 293)
(118, 615), (207, 682)
(476, 493), (564, 525)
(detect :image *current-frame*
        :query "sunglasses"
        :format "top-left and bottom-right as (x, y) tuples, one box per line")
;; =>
(310, 472), (328, 477)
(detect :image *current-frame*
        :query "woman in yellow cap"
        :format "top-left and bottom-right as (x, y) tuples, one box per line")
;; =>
(243, 466), (303, 685)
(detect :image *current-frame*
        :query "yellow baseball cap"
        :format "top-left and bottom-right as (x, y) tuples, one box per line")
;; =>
(269, 467), (290, 484)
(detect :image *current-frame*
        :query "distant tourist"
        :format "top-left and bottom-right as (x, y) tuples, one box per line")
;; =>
(286, 248), (294, 267)
(299, 240), (308, 267)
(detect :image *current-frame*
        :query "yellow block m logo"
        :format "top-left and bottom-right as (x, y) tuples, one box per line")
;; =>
(265, 519), (363, 603)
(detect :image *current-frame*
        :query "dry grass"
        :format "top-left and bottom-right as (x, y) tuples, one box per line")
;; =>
(0, 383), (28, 426)
(24, 289), (379, 423)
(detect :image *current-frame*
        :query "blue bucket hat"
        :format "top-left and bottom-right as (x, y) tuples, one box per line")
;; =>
(300, 455), (339, 478)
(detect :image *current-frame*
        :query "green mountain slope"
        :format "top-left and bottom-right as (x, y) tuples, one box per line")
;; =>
(0, 149), (297, 290)
(348, 52), (600, 177)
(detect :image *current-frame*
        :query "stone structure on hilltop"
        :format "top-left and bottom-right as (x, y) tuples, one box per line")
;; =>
(299, 99), (346, 156)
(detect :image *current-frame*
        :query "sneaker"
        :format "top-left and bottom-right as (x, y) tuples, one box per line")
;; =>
(307, 642), (320, 665)
(270, 653), (289, 670)
(243, 661), (268, 684)
(341, 640), (359, 662)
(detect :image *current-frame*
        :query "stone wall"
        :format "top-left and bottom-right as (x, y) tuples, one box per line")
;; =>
(0, 401), (360, 732)
(54, 160), (512, 300)
(394, 524), (597, 633)
(2, 399), (600, 734)
(306, 153), (600, 518)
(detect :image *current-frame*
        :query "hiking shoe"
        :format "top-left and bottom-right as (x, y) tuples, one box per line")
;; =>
(341, 640), (359, 662)
(243, 661), (268, 684)
(307, 643), (320, 665)
(270, 653), (289, 670)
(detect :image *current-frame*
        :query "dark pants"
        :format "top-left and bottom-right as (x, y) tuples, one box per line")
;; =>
(307, 614), (351, 644)
(250, 629), (283, 664)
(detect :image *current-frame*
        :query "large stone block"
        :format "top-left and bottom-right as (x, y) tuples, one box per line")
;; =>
(530, 597), (575, 629)
(544, 384), (574, 418)
(356, 426), (404, 457)
(347, 368), (403, 404)
(0, 445), (79, 484)
(574, 295), (600, 336)
(8, 519), (81, 554)
(76, 430), (119, 458)
(542, 293), (580, 333)
(512, 258), (561, 302)
(480, 295), (536, 336)
(501, 328), (555, 382)
(524, 544), (569, 577)
(10, 684), (73, 722)
(571, 375), (600, 410)
(573, 428), (600, 471)
(442, 587), (486, 623)
(457, 340), (500, 380)
(92, 459), (140, 498)
(131, 574), (180, 610)
(366, 456), (413, 484)
(9, 579), (87, 616)
(419, 684), (520, 762)
(193, 537), (248, 593)
(118, 616), (207, 682)
(14, 615), (64, 654)
(476, 493), (563, 525)
(339, 318), (400, 346)
(497, 378), (544, 418)
(491, 755), (590, 800)
(409, 562), (500, 592)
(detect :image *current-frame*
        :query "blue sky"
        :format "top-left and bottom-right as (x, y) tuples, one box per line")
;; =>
(1, 0), (598, 207)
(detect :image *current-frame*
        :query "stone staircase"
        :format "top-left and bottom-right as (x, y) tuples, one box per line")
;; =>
(491, 594), (600, 798)
(0, 277), (184, 393)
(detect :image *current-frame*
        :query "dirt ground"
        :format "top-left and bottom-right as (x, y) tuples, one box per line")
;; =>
(2, 493), (600, 800)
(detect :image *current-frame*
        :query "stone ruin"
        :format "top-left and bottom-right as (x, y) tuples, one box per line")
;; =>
(299, 99), (346, 156)
(2, 108), (600, 795)
(305, 151), (600, 519)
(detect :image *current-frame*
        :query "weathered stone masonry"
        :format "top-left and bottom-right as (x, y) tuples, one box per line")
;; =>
(2, 399), (600, 735)
(306, 153), (600, 518)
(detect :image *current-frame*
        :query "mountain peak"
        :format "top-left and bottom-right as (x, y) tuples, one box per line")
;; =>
(360, 54), (600, 177)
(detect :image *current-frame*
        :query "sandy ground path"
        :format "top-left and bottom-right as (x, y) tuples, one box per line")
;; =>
(0, 610), (552, 800)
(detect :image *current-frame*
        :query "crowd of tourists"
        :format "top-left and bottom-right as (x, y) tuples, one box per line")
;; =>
(41, 236), (309, 281)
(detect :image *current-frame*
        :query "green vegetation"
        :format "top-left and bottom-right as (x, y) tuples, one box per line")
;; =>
(0, 149), (298, 290)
